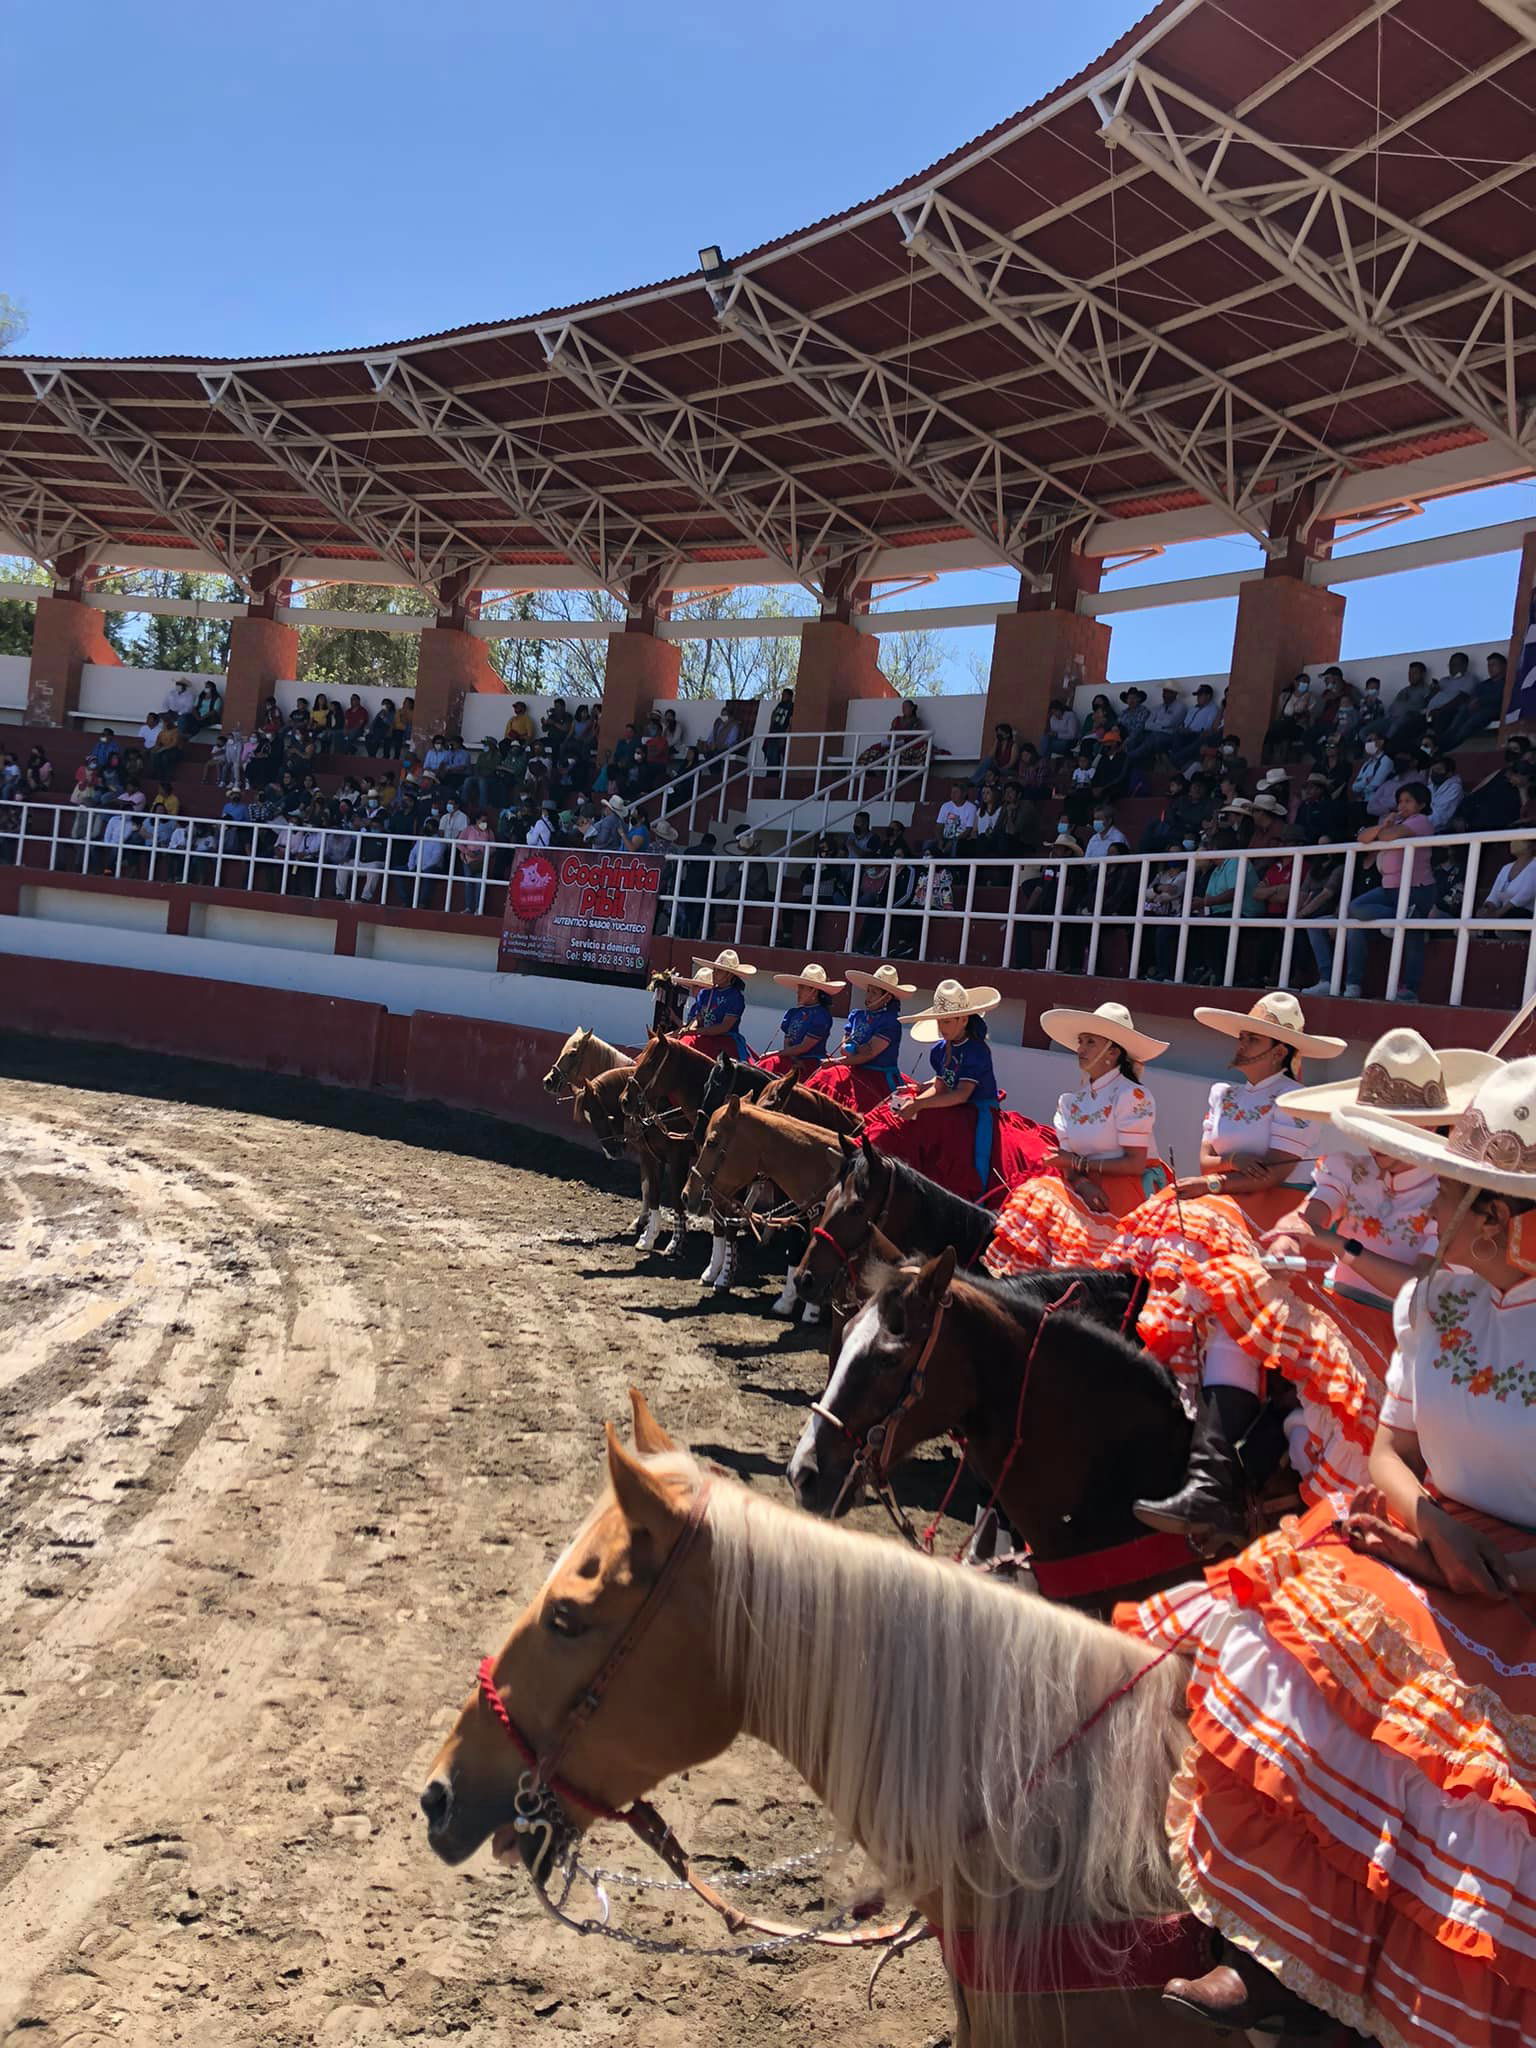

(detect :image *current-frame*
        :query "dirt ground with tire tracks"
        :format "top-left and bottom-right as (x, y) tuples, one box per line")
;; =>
(0, 1033), (962, 2048)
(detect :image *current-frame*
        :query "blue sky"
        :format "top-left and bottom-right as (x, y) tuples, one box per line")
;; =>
(3, 0), (1528, 686)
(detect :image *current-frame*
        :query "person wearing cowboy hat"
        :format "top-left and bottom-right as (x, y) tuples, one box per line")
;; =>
(1264, 1030), (1501, 1347)
(678, 948), (758, 1062)
(1140, 1055), (1536, 2045)
(856, 981), (1053, 1200)
(803, 963), (915, 1112)
(758, 963), (847, 1081)
(1039, 1001), (1171, 1219)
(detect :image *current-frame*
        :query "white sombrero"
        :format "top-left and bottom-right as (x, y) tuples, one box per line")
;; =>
(684, 947), (759, 988)
(845, 962), (918, 997)
(1336, 1055), (1536, 1200)
(1250, 792), (1289, 819)
(605, 796), (629, 817)
(1194, 990), (1347, 1062)
(906, 979), (1003, 1043)
(1040, 1000), (1170, 1065)
(1279, 1029), (1500, 1127)
(771, 961), (847, 993)
(650, 818), (679, 844)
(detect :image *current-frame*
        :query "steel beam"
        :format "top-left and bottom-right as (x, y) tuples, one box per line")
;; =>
(0, 454), (118, 574)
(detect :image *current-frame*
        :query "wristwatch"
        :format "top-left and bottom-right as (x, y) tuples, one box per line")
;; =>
(1342, 1236), (1365, 1259)
(1205, 1174), (1222, 1194)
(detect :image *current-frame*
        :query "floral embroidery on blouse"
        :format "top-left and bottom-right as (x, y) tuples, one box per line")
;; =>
(1430, 1282), (1536, 1405)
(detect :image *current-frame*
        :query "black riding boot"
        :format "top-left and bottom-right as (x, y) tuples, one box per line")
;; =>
(1134, 1384), (1260, 1549)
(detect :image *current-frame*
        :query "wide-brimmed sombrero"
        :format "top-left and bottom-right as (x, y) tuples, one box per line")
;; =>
(845, 963), (917, 997)
(684, 947), (759, 988)
(1194, 991), (1347, 1062)
(906, 979), (1003, 1043)
(770, 961), (847, 994)
(1279, 1028), (1499, 1127)
(1336, 1056), (1536, 1200)
(1040, 1000), (1169, 1065)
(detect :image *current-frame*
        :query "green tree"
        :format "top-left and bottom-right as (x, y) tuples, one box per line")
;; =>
(93, 569), (241, 670)
(294, 579), (435, 689)
(877, 625), (947, 697)
(0, 555), (42, 656)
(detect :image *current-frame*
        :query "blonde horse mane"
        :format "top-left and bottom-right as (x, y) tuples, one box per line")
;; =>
(679, 1467), (1188, 1972)
(559, 1026), (634, 1080)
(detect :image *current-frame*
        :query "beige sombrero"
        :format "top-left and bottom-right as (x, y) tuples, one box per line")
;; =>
(605, 795), (629, 817)
(1336, 1055), (1536, 1201)
(907, 979), (1003, 1043)
(651, 818), (680, 845)
(1040, 1000), (1170, 1065)
(770, 961), (847, 994)
(684, 947), (759, 988)
(1279, 1029), (1500, 1127)
(845, 962), (917, 997)
(1194, 990), (1347, 1062)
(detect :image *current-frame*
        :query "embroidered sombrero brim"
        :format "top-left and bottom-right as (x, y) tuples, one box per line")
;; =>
(1040, 1006), (1169, 1065)
(770, 970), (847, 992)
(1334, 1097), (1536, 1199)
(907, 986), (1003, 1042)
(1195, 1005), (1347, 1061)
(1280, 1049), (1501, 1126)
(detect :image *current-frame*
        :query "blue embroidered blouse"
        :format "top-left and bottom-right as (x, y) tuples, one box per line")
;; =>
(839, 1004), (903, 1083)
(779, 1002), (833, 1065)
(929, 1032), (999, 1103)
(684, 983), (748, 1060)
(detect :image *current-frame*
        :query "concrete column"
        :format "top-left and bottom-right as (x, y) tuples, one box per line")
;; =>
(1503, 526), (1536, 731)
(983, 546), (1108, 746)
(1226, 576), (1344, 760)
(410, 575), (503, 742)
(25, 555), (120, 725)
(595, 568), (681, 756)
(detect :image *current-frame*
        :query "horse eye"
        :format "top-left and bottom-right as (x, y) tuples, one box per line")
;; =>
(545, 1601), (585, 1639)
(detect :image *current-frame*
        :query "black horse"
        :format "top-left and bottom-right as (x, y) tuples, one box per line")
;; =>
(787, 1248), (1195, 1615)
(791, 1138), (998, 1309)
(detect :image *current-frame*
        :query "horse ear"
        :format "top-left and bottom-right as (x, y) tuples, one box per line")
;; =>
(839, 1131), (856, 1163)
(629, 1388), (677, 1457)
(918, 1246), (957, 1300)
(605, 1423), (684, 1542)
(722, 1092), (742, 1121)
(860, 1135), (878, 1165)
(720, 1051), (735, 1073)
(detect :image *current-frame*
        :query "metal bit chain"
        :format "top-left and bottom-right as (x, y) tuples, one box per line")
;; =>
(538, 1856), (883, 1961)
(582, 1842), (833, 1895)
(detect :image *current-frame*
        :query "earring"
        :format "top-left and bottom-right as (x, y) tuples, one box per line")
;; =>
(1471, 1222), (1501, 1264)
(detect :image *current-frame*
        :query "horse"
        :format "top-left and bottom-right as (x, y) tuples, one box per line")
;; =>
(790, 1138), (997, 1313)
(619, 1032), (720, 1260)
(542, 1027), (633, 1115)
(787, 1250), (1196, 1615)
(420, 1392), (1227, 2048)
(690, 1054), (863, 1150)
(569, 1066), (692, 1253)
(684, 1097), (848, 1306)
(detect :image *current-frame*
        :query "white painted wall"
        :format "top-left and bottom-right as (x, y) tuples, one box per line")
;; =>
(0, 653), (28, 717)
(1070, 638), (1510, 723)
(78, 663), (224, 727)
(844, 695), (985, 760)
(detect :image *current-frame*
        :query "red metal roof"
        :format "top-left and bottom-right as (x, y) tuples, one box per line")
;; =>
(3, 0), (1533, 596)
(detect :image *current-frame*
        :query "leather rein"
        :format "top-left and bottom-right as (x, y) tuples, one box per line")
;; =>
(812, 1287), (953, 1535)
(474, 1476), (917, 1954)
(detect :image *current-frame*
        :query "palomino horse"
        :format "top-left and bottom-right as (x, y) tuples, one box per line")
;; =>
(791, 1139), (997, 1313)
(420, 1393), (1233, 2048)
(685, 1097), (848, 1306)
(542, 1027), (633, 1113)
(574, 1067), (692, 1252)
(787, 1251), (1196, 1615)
(619, 1033), (719, 1259)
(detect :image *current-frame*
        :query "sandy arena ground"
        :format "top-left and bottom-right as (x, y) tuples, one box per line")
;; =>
(0, 1036), (960, 2048)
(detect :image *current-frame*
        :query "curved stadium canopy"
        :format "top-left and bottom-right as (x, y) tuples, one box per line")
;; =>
(4, 0), (1536, 601)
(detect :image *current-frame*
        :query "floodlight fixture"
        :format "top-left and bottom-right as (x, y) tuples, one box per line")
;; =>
(698, 245), (728, 280)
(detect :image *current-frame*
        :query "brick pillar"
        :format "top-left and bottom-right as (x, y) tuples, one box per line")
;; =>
(411, 575), (503, 743)
(596, 568), (681, 756)
(789, 556), (896, 757)
(26, 555), (120, 725)
(1226, 577), (1344, 760)
(982, 543), (1107, 748)
(223, 565), (297, 735)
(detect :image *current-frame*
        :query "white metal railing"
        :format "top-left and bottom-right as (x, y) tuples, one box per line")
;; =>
(643, 731), (760, 830)
(3, 796), (1531, 1007)
(746, 730), (934, 851)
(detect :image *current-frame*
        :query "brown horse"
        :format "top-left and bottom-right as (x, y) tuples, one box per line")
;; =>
(685, 1097), (849, 1304)
(787, 1251), (1196, 1615)
(420, 1393), (1236, 2048)
(542, 1027), (632, 1112)
(790, 1139), (998, 1315)
(575, 1067), (692, 1252)
(620, 1032), (720, 1259)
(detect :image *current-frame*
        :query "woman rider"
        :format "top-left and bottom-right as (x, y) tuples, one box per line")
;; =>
(1127, 1053), (1536, 2048)
(757, 962), (844, 1081)
(677, 948), (756, 1062)
(804, 963), (914, 1111)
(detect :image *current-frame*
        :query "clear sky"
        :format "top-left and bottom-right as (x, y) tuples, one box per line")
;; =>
(3, 0), (1529, 685)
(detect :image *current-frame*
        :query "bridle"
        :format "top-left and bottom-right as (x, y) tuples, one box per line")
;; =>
(473, 1475), (920, 1957)
(804, 1154), (894, 1300)
(811, 1284), (952, 1534)
(545, 1034), (592, 1105)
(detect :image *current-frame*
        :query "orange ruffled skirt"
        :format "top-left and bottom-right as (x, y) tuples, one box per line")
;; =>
(1118, 1500), (1536, 2048)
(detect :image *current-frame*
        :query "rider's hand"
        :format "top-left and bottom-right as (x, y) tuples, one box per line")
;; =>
(893, 1094), (918, 1121)
(1073, 1175), (1110, 1215)
(1419, 1499), (1517, 1600)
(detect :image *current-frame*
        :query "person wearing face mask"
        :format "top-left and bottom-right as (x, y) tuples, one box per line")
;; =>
(1083, 806), (1128, 859)
(1425, 753), (1464, 832)
(1350, 732), (1395, 811)
(1044, 1001), (1168, 1212)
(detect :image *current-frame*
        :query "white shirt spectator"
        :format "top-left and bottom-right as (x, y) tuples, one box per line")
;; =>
(1046, 706), (1081, 744)
(139, 718), (161, 750)
(1184, 701), (1221, 739)
(1427, 772), (1463, 832)
(1486, 855), (1536, 913)
(527, 815), (553, 849)
(163, 681), (196, 717)
(937, 797), (979, 840)
(101, 809), (132, 847)
(440, 803), (469, 842)
(1426, 667), (1475, 715)
(406, 834), (446, 873)
(1085, 823), (1129, 859)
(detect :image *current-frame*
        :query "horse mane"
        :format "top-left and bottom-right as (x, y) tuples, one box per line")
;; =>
(873, 1154), (995, 1265)
(698, 1467), (1187, 1967)
(731, 1101), (844, 1150)
(559, 1026), (633, 1072)
(957, 1268), (1183, 1415)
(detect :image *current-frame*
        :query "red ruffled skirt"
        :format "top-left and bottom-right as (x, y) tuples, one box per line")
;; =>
(1118, 1499), (1536, 2048)
(803, 1062), (898, 1114)
(755, 1050), (820, 1081)
(858, 1099), (1056, 1203)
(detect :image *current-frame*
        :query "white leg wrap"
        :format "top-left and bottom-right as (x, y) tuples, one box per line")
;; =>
(636, 1211), (661, 1252)
(1202, 1332), (1262, 1396)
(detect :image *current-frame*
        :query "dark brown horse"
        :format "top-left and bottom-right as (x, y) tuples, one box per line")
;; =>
(791, 1139), (998, 1313)
(620, 1033), (721, 1260)
(787, 1250), (1196, 1616)
(575, 1067), (693, 1253)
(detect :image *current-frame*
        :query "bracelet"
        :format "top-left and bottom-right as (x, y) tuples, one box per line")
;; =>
(1341, 1236), (1365, 1259)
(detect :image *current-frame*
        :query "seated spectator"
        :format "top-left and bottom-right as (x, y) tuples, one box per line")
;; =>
(5, 753), (30, 800)
(341, 692), (368, 748)
(139, 710), (164, 754)
(1304, 780), (1435, 1000)
(1479, 837), (1536, 918)
(587, 796), (626, 850)
(1425, 651), (1477, 743)
(1012, 740), (1052, 801)
(1115, 688), (1151, 753)
(1355, 674), (1388, 740)
(1084, 805), (1128, 859)
(972, 779), (1002, 847)
(1126, 684), (1186, 766)
(89, 729), (120, 774)
(1294, 769), (1347, 847)
(1426, 754), (1464, 832)
(1264, 672), (1313, 759)
(1381, 662), (1434, 747)
(1166, 681), (1221, 766)
(886, 698), (926, 758)
(672, 829), (718, 939)
(163, 675), (197, 731)
(23, 746), (53, 796)
(1042, 695), (1081, 761)
(623, 811), (652, 854)
(570, 703), (596, 754)
(933, 780), (978, 852)
(365, 698), (397, 757)
(504, 699), (536, 746)
(994, 777), (1040, 855)
(1089, 727), (1132, 802)
(1350, 734), (1394, 812)
(641, 716), (671, 788)
(971, 720), (1017, 790)
(708, 704), (744, 756)
(543, 698), (573, 747)
(393, 695), (414, 759)
(1437, 651), (1507, 749)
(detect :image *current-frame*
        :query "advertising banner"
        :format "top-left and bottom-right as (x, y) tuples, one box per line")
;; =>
(497, 849), (663, 979)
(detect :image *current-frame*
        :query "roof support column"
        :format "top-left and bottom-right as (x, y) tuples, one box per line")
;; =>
(224, 563), (296, 736)
(982, 540), (1107, 754)
(26, 551), (120, 727)
(791, 556), (894, 757)
(1502, 528), (1536, 733)
(1225, 487), (1342, 759)
(413, 571), (503, 747)
(597, 567), (680, 758)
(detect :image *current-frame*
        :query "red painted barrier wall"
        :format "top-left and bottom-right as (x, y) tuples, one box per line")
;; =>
(1, 953), (385, 1092)
(400, 1009), (597, 1140)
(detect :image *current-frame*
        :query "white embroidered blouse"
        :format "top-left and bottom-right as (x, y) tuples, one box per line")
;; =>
(1202, 1073), (1312, 1185)
(1308, 1148), (1440, 1308)
(1054, 1068), (1157, 1162)
(1382, 1271), (1536, 1527)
